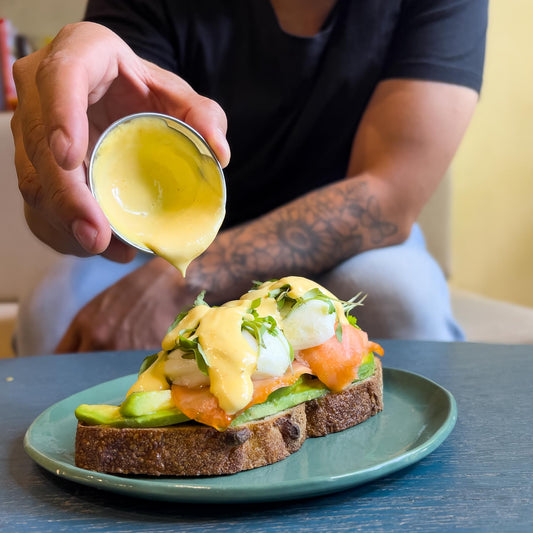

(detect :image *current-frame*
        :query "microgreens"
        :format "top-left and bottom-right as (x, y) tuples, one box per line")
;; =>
(336, 292), (366, 341)
(342, 292), (367, 317)
(241, 306), (294, 361)
(264, 284), (295, 314)
(295, 288), (336, 313)
(242, 311), (278, 348)
(267, 283), (367, 343)
(175, 331), (209, 376)
(137, 353), (158, 376)
(166, 290), (209, 333)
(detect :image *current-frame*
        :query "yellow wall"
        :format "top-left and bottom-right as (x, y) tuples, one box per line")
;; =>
(451, 0), (533, 308)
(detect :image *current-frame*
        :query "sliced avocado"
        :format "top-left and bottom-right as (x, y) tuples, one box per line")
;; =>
(357, 352), (375, 381)
(118, 409), (189, 428)
(231, 377), (328, 426)
(120, 390), (175, 417)
(75, 404), (124, 426)
(75, 403), (189, 428)
(233, 353), (376, 425)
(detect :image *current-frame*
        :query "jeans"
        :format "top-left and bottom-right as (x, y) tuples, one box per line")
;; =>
(317, 224), (464, 341)
(14, 224), (463, 356)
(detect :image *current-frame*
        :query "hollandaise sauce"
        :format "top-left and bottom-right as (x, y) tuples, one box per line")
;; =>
(89, 113), (226, 275)
(242, 276), (349, 327)
(130, 276), (350, 419)
(162, 300), (261, 415)
(196, 303), (258, 414)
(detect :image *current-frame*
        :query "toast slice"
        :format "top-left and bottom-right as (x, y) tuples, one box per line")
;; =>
(75, 404), (307, 476)
(305, 357), (383, 437)
(75, 359), (383, 476)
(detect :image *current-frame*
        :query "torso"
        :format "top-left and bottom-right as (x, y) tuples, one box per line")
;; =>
(85, 0), (486, 228)
(269, 0), (338, 37)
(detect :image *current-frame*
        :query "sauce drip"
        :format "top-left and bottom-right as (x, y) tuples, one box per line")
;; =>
(91, 114), (225, 275)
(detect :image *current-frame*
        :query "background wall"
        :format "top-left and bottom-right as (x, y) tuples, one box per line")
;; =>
(451, 0), (533, 308)
(1, 0), (532, 308)
(0, 0), (86, 47)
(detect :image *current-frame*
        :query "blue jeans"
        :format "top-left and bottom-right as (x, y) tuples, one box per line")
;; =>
(317, 224), (464, 341)
(14, 224), (463, 356)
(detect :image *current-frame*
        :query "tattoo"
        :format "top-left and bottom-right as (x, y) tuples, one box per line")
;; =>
(192, 179), (398, 297)
(360, 196), (399, 244)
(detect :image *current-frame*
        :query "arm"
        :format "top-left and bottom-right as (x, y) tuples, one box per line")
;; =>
(186, 78), (479, 300)
(55, 78), (478, 352)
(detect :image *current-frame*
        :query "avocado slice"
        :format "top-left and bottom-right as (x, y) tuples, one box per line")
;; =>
(232, 352), (375, 425)
(75, 403), (189, 428)
(231, 376), (328, 426)
(75, 404), (124, 426)
(118, 409), (190, 428)
(120, 390), (175, 417)
(355, 352), (375, 381)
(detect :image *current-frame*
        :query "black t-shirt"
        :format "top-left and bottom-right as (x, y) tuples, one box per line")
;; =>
(85, 0), (487, 228)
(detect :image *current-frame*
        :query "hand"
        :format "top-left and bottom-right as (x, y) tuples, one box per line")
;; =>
(54, 257), (197, 353)
(11, 21), (230, 262)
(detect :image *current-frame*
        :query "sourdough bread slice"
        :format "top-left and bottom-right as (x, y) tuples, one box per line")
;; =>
(75, 359), (383, 476)
(75, 404), (307, 476)
(305, 357), (383, 437)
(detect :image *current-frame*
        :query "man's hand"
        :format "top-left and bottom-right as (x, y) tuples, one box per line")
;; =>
(11, 21), (230, 262)
(54, 257), (198, 353)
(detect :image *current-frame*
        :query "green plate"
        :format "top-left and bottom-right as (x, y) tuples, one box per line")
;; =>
(24, 368), (456, 503)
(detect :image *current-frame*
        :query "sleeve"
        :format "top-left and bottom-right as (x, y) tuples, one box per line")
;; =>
(84, 0), (183, 73)
(382, 0), (488, 93)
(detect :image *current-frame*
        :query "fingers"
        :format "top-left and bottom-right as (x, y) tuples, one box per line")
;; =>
(34, 52), (89, 171)
(55, 326), (104, 354)
(142, 61), (231, 167)
(184, 96), (232, 168)
(16, 22), (126, 170)
(54, 327), (80, 355)
(13, 32), (86, 172)
(11, 108), (113, 255)
(100, 238), (138, 263)
(54, 324), (114, 353)
(11, 23), (131, 256)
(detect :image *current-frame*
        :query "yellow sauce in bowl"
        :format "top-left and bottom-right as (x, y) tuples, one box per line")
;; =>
(89, 113), (226, 274)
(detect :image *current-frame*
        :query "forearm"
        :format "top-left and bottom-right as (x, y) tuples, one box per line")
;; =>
(158, 79), (479, 305)
(184, 174), (403, 303)
(185, 80), (479, 303)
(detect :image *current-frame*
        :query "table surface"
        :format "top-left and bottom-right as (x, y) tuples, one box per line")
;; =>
(1, 340), (532, 532)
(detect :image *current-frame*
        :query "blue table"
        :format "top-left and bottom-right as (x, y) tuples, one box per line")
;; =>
(1, 341), (532, 532)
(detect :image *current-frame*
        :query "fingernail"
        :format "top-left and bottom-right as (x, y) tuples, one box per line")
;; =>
(72, 219), (98, 252)
(49, 128), (72, 167)
(215, 128), (230, 167)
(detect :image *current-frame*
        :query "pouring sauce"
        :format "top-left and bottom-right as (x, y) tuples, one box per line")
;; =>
(130, 277), (350, 416)
(90, 113), (226, 275)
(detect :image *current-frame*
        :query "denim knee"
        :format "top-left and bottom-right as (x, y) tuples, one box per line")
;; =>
(317, 232), (464, 341)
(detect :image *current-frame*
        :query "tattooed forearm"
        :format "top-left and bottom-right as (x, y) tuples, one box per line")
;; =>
(188, 178), (399, 300)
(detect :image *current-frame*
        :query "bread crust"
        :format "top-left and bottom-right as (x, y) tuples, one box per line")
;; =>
(75, 358), (383, 476)
(305, 357), (383, 437)
(75, 404), (307, 476)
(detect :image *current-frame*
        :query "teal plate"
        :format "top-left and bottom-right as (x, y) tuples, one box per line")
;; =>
(24, 367), (457, 503)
